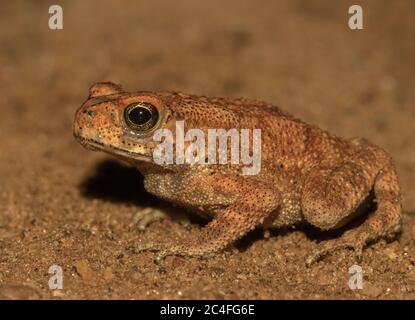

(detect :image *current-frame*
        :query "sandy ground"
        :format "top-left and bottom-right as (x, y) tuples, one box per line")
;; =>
(0, 0), (414, 299)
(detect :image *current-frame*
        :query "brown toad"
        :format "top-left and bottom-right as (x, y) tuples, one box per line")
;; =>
(73, 82), (402, 265)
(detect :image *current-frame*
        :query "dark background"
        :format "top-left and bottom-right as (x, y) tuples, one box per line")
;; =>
(0, 0), (414, 299)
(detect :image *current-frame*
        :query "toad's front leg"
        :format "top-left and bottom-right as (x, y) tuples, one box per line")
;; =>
(134, 176), (281, 261)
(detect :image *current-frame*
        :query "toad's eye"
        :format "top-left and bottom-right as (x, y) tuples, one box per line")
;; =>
(124, 102), (159, 132)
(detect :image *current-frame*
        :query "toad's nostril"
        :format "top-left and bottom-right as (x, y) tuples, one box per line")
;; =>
(87, 110), (96, 118)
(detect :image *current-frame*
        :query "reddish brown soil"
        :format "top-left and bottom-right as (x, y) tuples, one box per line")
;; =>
(0, 0), (414, 299)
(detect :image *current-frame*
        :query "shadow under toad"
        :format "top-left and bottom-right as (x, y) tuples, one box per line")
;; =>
(79, 159), (205, 224)
(79, 159), (157, 206)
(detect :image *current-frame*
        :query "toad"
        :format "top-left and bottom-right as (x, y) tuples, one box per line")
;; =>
(74, 82), (402, 265)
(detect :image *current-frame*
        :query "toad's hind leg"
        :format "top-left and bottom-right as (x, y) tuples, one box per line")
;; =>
(303, 150), (402, 266)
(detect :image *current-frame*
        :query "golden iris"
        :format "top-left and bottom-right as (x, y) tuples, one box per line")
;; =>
(124, 102), (159, 132)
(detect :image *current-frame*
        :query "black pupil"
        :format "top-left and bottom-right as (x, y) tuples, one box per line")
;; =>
(128, 107), (152, 125)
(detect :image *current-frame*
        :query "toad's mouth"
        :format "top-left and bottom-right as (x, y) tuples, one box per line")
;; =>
(74, 134), (152, 162)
